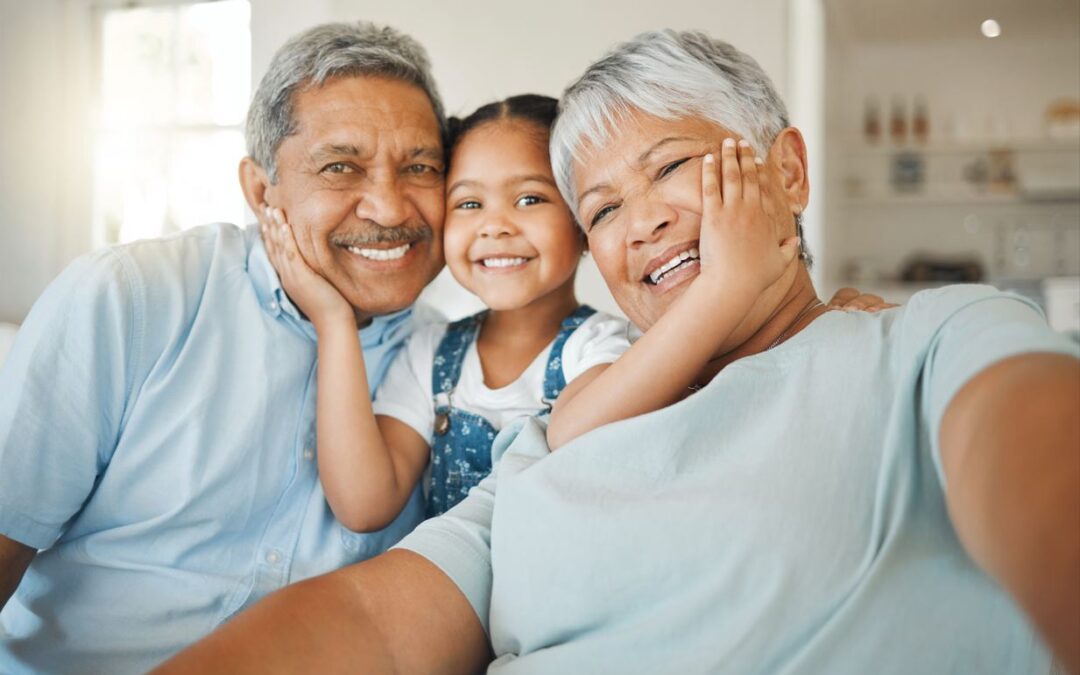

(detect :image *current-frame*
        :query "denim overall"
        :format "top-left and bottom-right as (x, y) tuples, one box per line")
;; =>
(426, 305), (597, 517)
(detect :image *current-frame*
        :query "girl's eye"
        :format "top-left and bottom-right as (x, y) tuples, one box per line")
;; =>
(456, 200), (481, 210)
(515, 194), (544, 207)
(590, 204), (618, 229)
(658, 158), (690, 179)
(322, 162), (355, 174)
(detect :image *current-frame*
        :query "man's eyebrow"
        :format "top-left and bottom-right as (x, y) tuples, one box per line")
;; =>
(636, 136), (696, 166)
(410, 146), (445, 163)
(309, 143), (363, 161)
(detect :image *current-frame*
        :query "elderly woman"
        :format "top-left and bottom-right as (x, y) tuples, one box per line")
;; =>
(159, 30), (1079, 674)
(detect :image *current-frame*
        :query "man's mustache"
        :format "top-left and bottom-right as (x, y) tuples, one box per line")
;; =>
(330, 222), (434, 248)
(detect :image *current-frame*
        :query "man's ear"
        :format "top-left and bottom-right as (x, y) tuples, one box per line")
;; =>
(768, 127), (810, 215)
(239, 157), (272, 221)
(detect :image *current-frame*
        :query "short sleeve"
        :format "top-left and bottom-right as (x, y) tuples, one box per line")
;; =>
(917, 287), (1080, 487)
(393, 462), (497, 632)
(371, 324), (443, 445)
(559, 311), (632, 382)
(0, 249), (143, 548)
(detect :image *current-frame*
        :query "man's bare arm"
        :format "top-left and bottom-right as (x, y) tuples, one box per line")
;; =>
(0, 534), (35, 611)
(153, 549), (490, 674)
(940, 352), (1079, 673)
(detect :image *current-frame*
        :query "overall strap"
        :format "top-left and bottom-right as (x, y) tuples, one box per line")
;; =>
(542, 305), (597, 404)
(431, 311), (487, 398)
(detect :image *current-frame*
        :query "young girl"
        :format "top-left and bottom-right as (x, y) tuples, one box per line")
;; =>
(262, 94), (879, 531)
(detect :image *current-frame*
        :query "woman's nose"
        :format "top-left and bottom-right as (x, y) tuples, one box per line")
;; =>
(625, 198), (676, 246)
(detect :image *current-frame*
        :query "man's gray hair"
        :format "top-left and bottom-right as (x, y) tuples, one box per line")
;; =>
(246, 21), (446, 182)
(551, 29), (789, 215)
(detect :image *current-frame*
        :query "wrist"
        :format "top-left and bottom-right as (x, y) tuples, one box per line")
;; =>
(311, 310), (357, 334)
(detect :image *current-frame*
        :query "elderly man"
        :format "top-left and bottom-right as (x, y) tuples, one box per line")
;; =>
(159, 28), (1079, 674)
(0, 23), (447, 673)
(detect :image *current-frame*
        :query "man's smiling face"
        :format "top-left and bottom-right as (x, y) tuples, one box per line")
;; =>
(264, 75), (446, 323)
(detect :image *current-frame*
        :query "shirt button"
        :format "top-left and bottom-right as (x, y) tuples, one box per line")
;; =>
(303, 448), (314, 461)
(268, 300), (279, 313)
(265, 550), (282, 565)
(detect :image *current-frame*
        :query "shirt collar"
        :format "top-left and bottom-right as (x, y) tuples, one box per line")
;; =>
(245, 224), (414, 344)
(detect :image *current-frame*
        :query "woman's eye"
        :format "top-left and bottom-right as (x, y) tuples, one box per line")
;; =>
(658, 158), (690, 179)
(590, 204), (617, 228)
(456, 200), (481, 210)
(515, 194), (544, 207)
(322, 162), (355, 174)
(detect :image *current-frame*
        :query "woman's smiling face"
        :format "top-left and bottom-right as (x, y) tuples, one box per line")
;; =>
(443, 120), (584, 311)
(573, 110), (795, 332)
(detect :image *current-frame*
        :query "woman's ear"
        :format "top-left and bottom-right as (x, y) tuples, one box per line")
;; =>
(769, 127), (810, 215)
(239, 157), (273, 221)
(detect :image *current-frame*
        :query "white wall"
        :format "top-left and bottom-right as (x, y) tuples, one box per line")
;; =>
(0, 0), (94, 324)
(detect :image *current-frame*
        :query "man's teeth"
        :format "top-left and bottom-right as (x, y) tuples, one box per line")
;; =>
(347, 243), (410, 261)
(648, 248), (700, 285)
(481, 257), (528, 268)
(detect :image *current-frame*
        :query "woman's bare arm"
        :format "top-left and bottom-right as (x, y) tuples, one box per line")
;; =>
(0, 534), (34, 611)
(940, 353), (1079, 672)
(153, 549), (490, 674)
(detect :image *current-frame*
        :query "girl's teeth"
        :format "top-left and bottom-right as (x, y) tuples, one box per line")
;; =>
(482, 257), (528, 268)
(348, 243), (410, 261)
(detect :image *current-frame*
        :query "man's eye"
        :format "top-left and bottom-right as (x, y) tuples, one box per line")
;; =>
(658, 158), (689, 179)
(456, 200), (481, 210)
(322, 162), (355, 174)
(406, 164), (440, 176)
(516, 195), (544, 207)
(590, 204), (617, 228)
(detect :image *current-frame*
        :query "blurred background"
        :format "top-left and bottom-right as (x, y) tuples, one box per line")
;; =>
(0, 0), (1077, 352)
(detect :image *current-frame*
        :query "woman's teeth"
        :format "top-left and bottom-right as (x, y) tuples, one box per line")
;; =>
(348, 243), (410, 261)
(481, 257), (528, 268)
(649, 248), (700, 285)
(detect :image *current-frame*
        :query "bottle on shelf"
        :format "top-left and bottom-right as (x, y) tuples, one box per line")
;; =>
(913, 95), (929, 144)
(890, 96), (907, 145)
(863, 96), (881, 145)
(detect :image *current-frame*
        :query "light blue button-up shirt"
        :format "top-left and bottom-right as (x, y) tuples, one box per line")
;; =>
(0, 223), (426, 674)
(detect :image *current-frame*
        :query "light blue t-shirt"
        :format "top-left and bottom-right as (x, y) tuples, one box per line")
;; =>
(0, 224), (425, 674)
(398, 285), (1079, 674)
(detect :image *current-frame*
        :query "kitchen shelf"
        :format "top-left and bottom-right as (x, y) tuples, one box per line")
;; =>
(841, 138), (1080, 157)
(843, 191), (1080, 207)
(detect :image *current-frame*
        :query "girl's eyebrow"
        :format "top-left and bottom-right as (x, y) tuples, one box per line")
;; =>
(448, 174), (556, 194)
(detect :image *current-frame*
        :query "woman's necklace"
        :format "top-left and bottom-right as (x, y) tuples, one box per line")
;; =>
(765, 298), (825, 350)
(687, 297), (826, 393)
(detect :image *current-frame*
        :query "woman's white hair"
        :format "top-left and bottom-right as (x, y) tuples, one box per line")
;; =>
(550, 29), (789, 216)
(246, 21), (446, 182)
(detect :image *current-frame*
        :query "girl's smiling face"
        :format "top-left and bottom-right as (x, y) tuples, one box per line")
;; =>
(443, 119), (584, 311)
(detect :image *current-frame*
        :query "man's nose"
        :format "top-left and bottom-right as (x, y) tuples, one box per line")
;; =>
(354, 176), (410, 228)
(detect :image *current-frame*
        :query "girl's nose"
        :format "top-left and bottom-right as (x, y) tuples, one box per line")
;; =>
(478, 213), (517, 239)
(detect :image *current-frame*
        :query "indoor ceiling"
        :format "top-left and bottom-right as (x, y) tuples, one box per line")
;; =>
(826, 0), (1080, 43)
